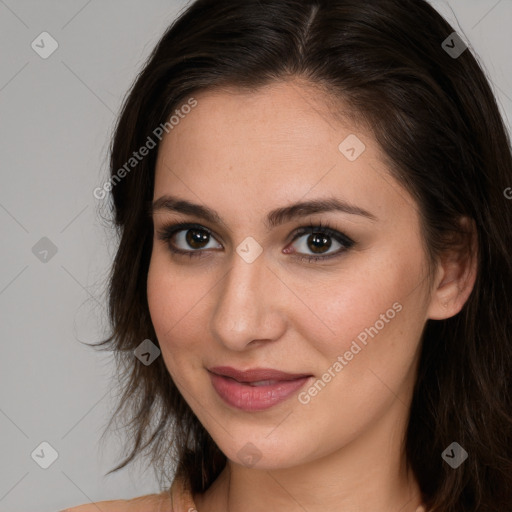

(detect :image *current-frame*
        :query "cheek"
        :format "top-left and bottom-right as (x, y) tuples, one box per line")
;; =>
(147, 253), (195, 356)
(293, 243), (426, 362)
(147, 254), (174, 336)
(292, 284), (425, 445)
(147, 249), (218, 375)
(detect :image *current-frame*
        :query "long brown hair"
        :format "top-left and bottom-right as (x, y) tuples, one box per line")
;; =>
(90, 1), (512, 510)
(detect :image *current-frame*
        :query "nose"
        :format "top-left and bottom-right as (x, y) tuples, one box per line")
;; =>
(209, 250), (287, 351)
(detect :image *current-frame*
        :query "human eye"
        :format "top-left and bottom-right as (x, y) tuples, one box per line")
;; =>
(156, 220), (355, 263)
(287, 220), (355, 263)
(156, 222), (222, 259)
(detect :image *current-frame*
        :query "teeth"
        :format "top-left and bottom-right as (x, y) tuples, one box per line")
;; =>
(246, 380), (278, 387)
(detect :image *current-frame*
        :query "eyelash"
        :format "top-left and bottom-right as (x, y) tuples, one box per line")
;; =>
(155, 220), (355, 263)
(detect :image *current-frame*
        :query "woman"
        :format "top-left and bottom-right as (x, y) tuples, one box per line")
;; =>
(63, 0), (512, 510)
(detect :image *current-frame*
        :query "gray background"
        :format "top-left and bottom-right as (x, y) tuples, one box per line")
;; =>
(0, 1), (510, 511)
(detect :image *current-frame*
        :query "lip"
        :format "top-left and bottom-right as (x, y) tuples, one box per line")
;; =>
(208, 366), (313, 411)
(209, 366), (311, 382)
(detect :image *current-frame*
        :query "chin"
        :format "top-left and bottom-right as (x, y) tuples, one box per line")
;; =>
(212, 430), (315, 471)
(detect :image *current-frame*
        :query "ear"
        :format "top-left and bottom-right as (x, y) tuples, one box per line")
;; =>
(427, 217), (478, 320)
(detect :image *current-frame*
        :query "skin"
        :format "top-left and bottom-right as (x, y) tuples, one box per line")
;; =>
(65, 78), (476, 512)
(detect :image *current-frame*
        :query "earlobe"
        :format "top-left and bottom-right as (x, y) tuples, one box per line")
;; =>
(427, 217), (478, 321)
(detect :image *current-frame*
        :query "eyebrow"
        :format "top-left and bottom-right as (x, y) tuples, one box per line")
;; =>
(150, 194), (377, 230)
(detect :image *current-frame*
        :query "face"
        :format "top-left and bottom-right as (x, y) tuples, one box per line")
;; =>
(147, 79), (436, 470)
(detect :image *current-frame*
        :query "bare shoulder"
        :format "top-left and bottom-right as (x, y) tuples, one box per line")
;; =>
(61, 491), (173, 512)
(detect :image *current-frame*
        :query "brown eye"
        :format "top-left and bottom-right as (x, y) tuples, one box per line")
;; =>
(169, 227), (222, 252)
(305, 232), (332, 254)
(156, 223), (222, 257)
(184, 228), (211, 249)
(289, 224), (354, 261)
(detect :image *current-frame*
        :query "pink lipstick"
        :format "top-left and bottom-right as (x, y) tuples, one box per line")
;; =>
(208, 366), (312, 411)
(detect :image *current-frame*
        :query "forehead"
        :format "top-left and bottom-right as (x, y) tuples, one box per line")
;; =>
(153, 80), (411, 228)
(159, 79), (361, 159)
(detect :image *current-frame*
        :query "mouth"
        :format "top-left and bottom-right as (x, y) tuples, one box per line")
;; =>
(208, 366), (312, 382)
(207, 366), (313, 411)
